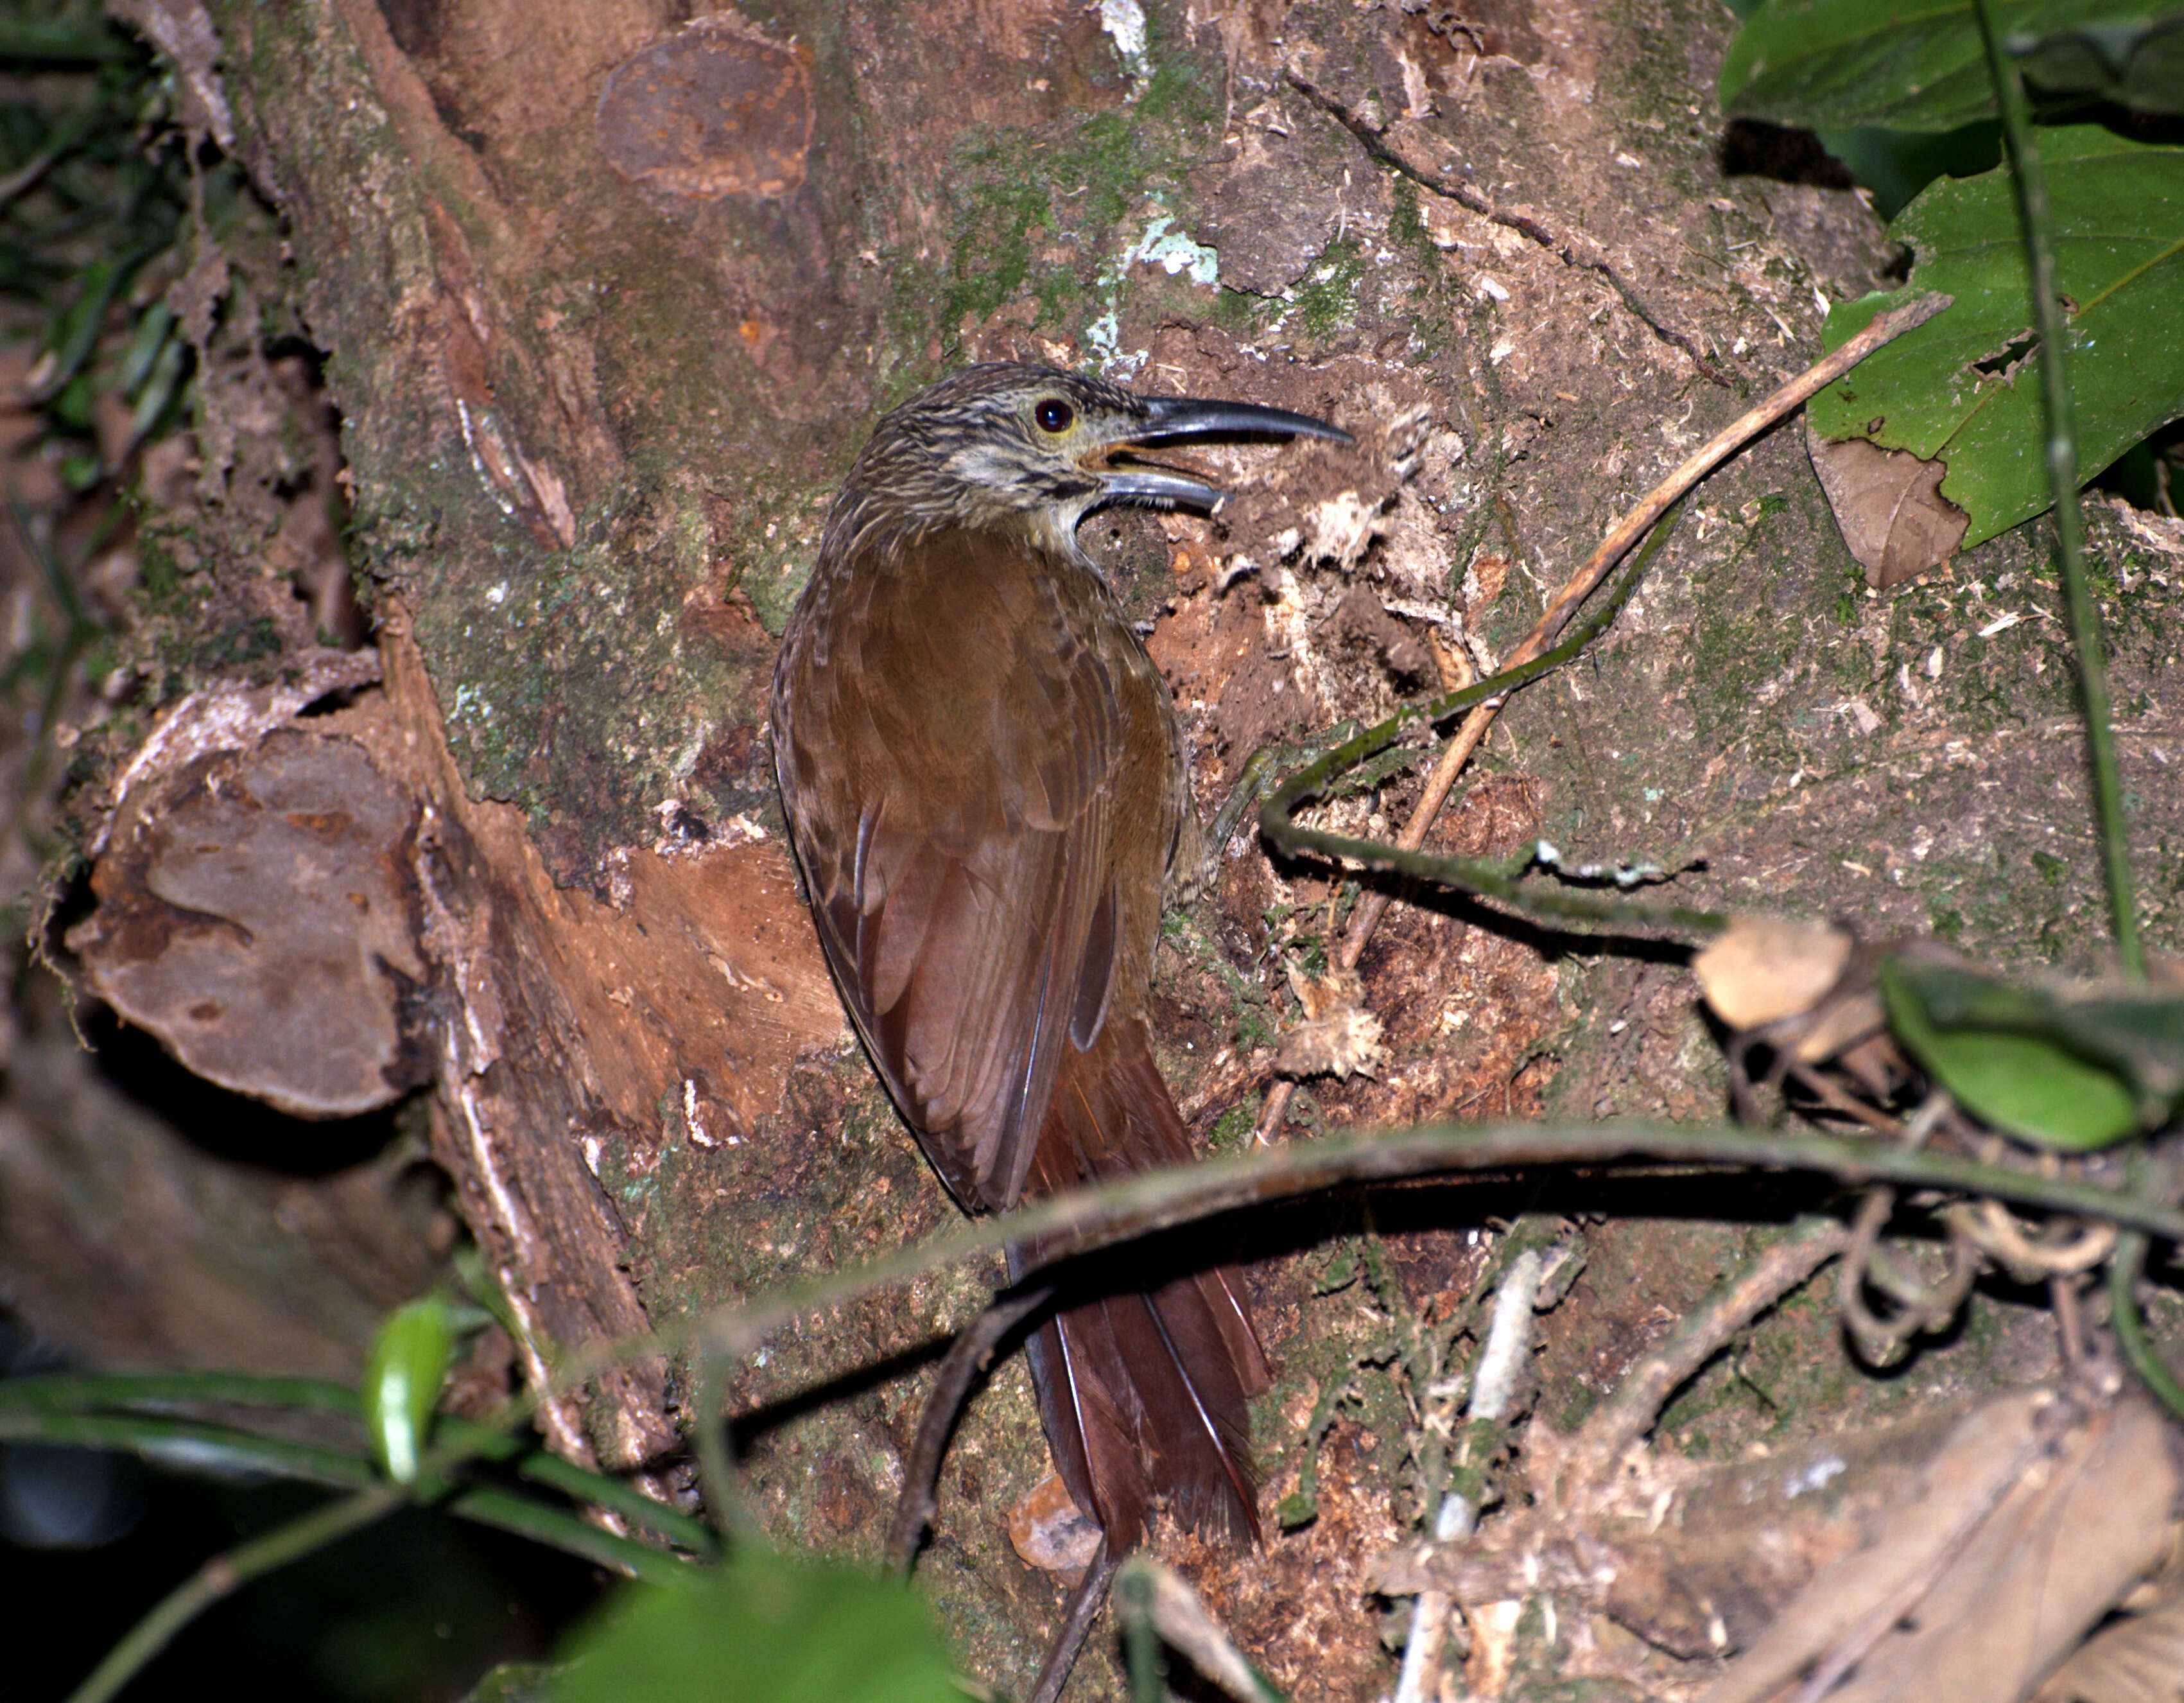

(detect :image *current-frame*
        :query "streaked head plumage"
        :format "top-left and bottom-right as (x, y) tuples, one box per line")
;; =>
(823, 362), (1349, 559)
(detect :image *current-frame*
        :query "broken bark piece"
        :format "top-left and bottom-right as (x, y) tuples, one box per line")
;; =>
(596, 13), (813, 201)
(0, 966), (450, 1378)
(1009, 1471), (1103, 1576)
(1704, 1392), (2177, 1703)
(1375, 1388), (2179, 1691)
(71, 716), (431, 1120)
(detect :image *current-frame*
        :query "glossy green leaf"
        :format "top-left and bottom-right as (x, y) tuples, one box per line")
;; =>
(556, 1545), (960, 1703)
(2012, 12), (2184, 115)
(2050, 995), (2184, 1109)
(126, 331), (188, 445)
(1809, 127), (2184, 550)
(1878, 959), (2151, 1149)
(1720, 0), (2184, 131)
(363, 1295), (454, 1485)
(114, 302), (175, 396)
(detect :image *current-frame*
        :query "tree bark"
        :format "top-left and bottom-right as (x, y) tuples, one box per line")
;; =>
(53, 0), (2184, 1692)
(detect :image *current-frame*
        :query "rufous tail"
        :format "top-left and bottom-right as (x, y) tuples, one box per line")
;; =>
(1015, 1016), (1270, 1551)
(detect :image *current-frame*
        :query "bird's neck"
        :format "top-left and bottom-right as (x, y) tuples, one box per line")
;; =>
(824, 494), (1096, 580)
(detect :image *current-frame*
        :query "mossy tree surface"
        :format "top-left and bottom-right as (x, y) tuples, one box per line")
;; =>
(67, 0), (2184, 1692)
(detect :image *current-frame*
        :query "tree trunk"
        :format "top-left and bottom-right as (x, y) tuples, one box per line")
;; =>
(51, 0), (2184, 1691)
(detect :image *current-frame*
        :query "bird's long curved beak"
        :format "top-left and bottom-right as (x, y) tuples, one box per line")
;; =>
(1093, 394), (1353, 511)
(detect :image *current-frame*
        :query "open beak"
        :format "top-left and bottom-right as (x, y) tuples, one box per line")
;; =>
(1091, 394), (1353, 511)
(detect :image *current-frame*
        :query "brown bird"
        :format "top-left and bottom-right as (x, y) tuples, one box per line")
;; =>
(771, 363), (1348, 1550)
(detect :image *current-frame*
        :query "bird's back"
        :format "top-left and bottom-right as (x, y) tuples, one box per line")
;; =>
(772, 521), (1183, 1212)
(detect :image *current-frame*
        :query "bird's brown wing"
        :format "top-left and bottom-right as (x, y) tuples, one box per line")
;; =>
(772, 527), (1139, 1212)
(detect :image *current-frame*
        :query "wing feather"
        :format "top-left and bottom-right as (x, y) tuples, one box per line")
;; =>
(775, 527), (1134, 1210)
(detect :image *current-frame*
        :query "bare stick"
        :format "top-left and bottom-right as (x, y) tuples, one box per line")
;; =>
(888, 1286), (1052, 1575)
(1029, 1540), (1120, 1703)
(1116, 1555), (1286, 1702)
(1573, 1215), (1851, 1474)
(1395, 1250), (1548, 1703)
(583, 1119), (2184, 1409)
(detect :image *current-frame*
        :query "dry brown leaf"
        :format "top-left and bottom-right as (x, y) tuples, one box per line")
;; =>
(2034, 1568), (2184, 1703)
(1792, 988), (1890, 1067)
(1288, 963), (1364, 1021)
(1808, 424), (1971, 591)
(1272, 1007), (1386, 1080)
(1703, 1392), (2178, 1703)
(1274, 964), (1385, 1079)
(1694, 916), (1855, 1031)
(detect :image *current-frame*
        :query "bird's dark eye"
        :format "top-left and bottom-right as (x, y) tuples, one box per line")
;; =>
(1034, 397), (1073, 433)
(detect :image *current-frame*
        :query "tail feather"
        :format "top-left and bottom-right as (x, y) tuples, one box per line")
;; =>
(1030, 1285), (1144, 1545)
(1017, 1017), (1269, 1550)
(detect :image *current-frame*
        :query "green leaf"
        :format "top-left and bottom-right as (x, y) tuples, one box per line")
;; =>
(1809, 127), (2184, 550)
(555, 1546), (961, 1703)
(1720, 0), (2184, 131)
(1878, 958), (2151, 1149)
(115, 302), (175, 396)
(2050, 995), (2184, 1109)
(363, 1295), (454, 1485)
(42, 256), (119, 394)
(2011, 12), (2184, 116)
(126, 330), (187, 444)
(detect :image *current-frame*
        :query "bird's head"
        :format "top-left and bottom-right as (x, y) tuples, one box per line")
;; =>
(829, 363), (1351, 559)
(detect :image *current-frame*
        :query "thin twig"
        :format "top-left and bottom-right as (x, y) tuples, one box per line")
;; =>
(0, 1371), (360, 1413)
(889, 1286), (1053, 1574)
(1260, 508), (1718, 935)
(2108, 1153), (2184, 1421)
(2108, 1227), (2184, 1421)
(1031, 1540), (1120, 1703)
(65, 1487), (404, 1703)
(1972, 0), (2141, 979)
(1116, 1556), (1287, 1702)
(599, 1121), (2184, 1413)
(1839, 1185), (1912, 1364)
(1943, 1198), (2114, 1278)
(1252, 293), (1950, 1144)
(0, 1401), (706, 1571)
(2051, 1271), (2090, 1377)
(1287, 71), (1735, 385)
(1784, 1060), (1908, 1137)
(1573, 1215), (1850, 1474)
(93, 1122), (2111, 1532)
